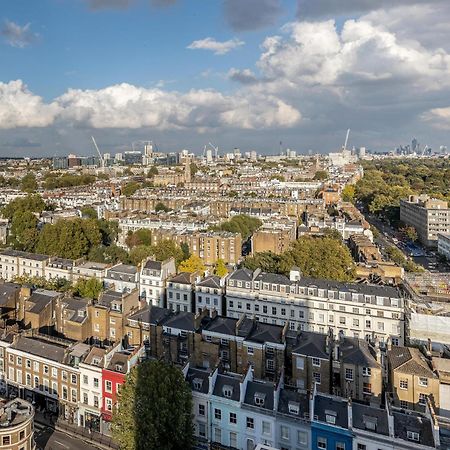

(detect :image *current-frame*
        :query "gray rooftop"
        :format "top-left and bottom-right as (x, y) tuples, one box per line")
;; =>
(314, 395), (349, 428)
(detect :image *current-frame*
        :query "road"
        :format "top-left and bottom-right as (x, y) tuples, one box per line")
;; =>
(363, 211), (449, 273)
(35, 425), (102, 450)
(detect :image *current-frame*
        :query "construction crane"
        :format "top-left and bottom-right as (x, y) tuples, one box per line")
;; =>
(208, 142), (219, 159)
(343, 129), (350, 151)
(91, 136), (105, 168)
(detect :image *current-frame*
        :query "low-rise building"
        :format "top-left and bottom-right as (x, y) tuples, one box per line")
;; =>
(139, 257), (176, 306)
(195, 275), (226, 316)
(104, 264), (139, 294)
(0, 398), (35, 450)
(167, 272), (198, 313)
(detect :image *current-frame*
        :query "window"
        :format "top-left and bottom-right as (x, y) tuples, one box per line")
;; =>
(198, 404), (205, 416)
(419, 393), (427, 405)
(407, 431), (419, 442)
(247, 346), (254, 355)
(246, 438), (254, 450)
(62, 386), (68, 400)
(345, 368), (353, 381)
(353, 318), (359, 327)
(26, 359), (31, 369)
(246, 417), (254, 429)
(262, 421), (271, 435)
(298, 431), (307, 445)
(83, 393), (88, 404)
(2, 436), (10, 445)
(83, 375), (88, 385)
(339, 317), (346, 325)
(336, 443), (345, 450)
(363, 383), (372, 395)
(399, 379), (408, 390)
(229, 412), (237, 424)
(419, 377), (428, 387)
(357, 445), (367, 450)
(106, 398), (112, 411)
(94, 378), (99, 388)
(318, 437), (327, 449)
(362, 367), (371, 377)
(400, 400), (408, 409)
(229, 432), (237, 448)
(280, 425), (289, 440)
(198, 423), (206, 438)
(94, 396), (99, 408)
(214, 408), (221, 420)
(105, 380), (112, 393)
(71, 388), (77, 402)
(34, 361), (39, 371)
(326, 413), (336, 424)
(313, 372), (321, 384)
(312, 357), (321, 367)
(17, 356), (22, 365)
(214, 427), (221, 443)
(52, 367), (57, 378)
(44, 365), (49, 374)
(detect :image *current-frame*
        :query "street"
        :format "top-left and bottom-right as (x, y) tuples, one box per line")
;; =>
(35, 424), (102, 450)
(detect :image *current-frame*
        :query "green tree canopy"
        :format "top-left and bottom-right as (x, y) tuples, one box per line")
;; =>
(341, 184), (355, 203)
(112, 360), (193, 450)
(21, 173), (38, 193)
(80, 207), (98, 219)
(242, 251), (282, 273)
(9, 211), (39, 251)
(126, 229), (152, 249)
(129, 245), (154, 266)
(214, 214), (262, 240)
(155, 202), (170, 213)
(73, 277), (103, 300)
(152, 240), (184, 265)
(1, 195), (46, 220)
(313, 170), (328, 181)
(122, 182), (142, 197)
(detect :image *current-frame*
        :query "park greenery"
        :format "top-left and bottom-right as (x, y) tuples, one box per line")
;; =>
(112, 360), (193, 450)
(243, 235), (356, 282)
(353, 159), (450, 226)
(211, 214), (262, 240)
(43, 173), (97, 190)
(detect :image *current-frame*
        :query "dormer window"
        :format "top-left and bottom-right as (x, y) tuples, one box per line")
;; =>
(223, 385), (233, 398)
(407, 431), (419, 442)
(325, 410), (336, 424)
(193, 378), (203, 391)
(254, 392), (266, 407)
(115, 364), (123, 372)
(363, 416), (377, 432)
(288, 401), (299, 415)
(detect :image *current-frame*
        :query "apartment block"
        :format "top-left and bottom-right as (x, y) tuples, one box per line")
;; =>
(195, 275), (226, 316)
(438, 232), (450, 260)
(251, 220), (297, 255)
(400, 195), (450, 247)
(167, 272), (199, 313)
(226, 268), (405, 345)
(104, 264), (139, 294)
(0, 249), (50, 281)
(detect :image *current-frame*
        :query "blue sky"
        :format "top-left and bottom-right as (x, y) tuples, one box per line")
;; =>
(1, 0), (450, 156)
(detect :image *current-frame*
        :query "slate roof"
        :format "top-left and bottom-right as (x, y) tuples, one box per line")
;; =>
(352, 403), (389, 436)
(245, 320), (283, 345)
(212, 373), (241, 401)
(26, 289), (60, 314)
(340, 338), (380, 368)
(164, 311), (195, 331)
(0, 282), (20, 306)
(169, 272), (194, 285)
(186, 367), (210, 394)
(228, 268), (254, 282)
(128, 305), (171, 326)
(278, 388), (309, 418)
(61, 297), (89, 323)
(197, 275), (222, 289)
(388, 347), (436, 378)
(243, 380), (275, 411)
(107, 264), (138, 276)
(255, 272), (291, 286)
(106, 352), (130, 373)
(203, 316), (237, 336)
(12, 336), (66, 363)
(393, 410), (435, 447)
(83, 346), (106, 366)
(314, 395), (349, 428)
(143, 260), (162, 270)
(292, 332), (329, 360)
(0, 249), (49, 261)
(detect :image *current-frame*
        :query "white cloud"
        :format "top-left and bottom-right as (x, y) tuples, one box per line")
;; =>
(187, 37), (244, 55)
(0, 80), (60, 129)
(1, 20), (39, 48)
(422, 107), (450, 130)
(0, 80), (300, 131)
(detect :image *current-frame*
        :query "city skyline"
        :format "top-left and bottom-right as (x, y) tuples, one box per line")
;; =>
(2, 0), (450, 156)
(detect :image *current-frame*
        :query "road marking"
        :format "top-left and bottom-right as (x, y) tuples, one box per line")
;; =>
(54, 440), (70, 449)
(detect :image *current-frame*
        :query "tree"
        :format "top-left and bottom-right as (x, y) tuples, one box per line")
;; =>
(402, 226), (418, 242)
(1, 195), (46, 220)
(152, 240), (183, 265)
(178, 254), (206, 274)
(214, 259), (228, 277)
(21, 173), (38, 193)
(122, 182), (142, 197)
(112, 360), (193, 450)
(129, 245), (154, 266)
(81, 207), (98, 219)
(214, 215), (262, 240)
(341, 185), (356, 203)
(155, 202), (170, 213)
(242, 251), (281, 273)
(148, 166), (159, 177)
(313, 170), (328, 181)
(279, 236), (356, 281)
(9, 211), (39, 251)
(126, 229), (152, 249)
(73, 277), (103, 300)
(180, 242), (190, 261)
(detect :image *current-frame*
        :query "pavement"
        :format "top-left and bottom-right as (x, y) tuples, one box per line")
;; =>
(35, 422), (102, 450)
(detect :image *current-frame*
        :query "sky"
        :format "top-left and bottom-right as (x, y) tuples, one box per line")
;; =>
(1, 0), (450, 157)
